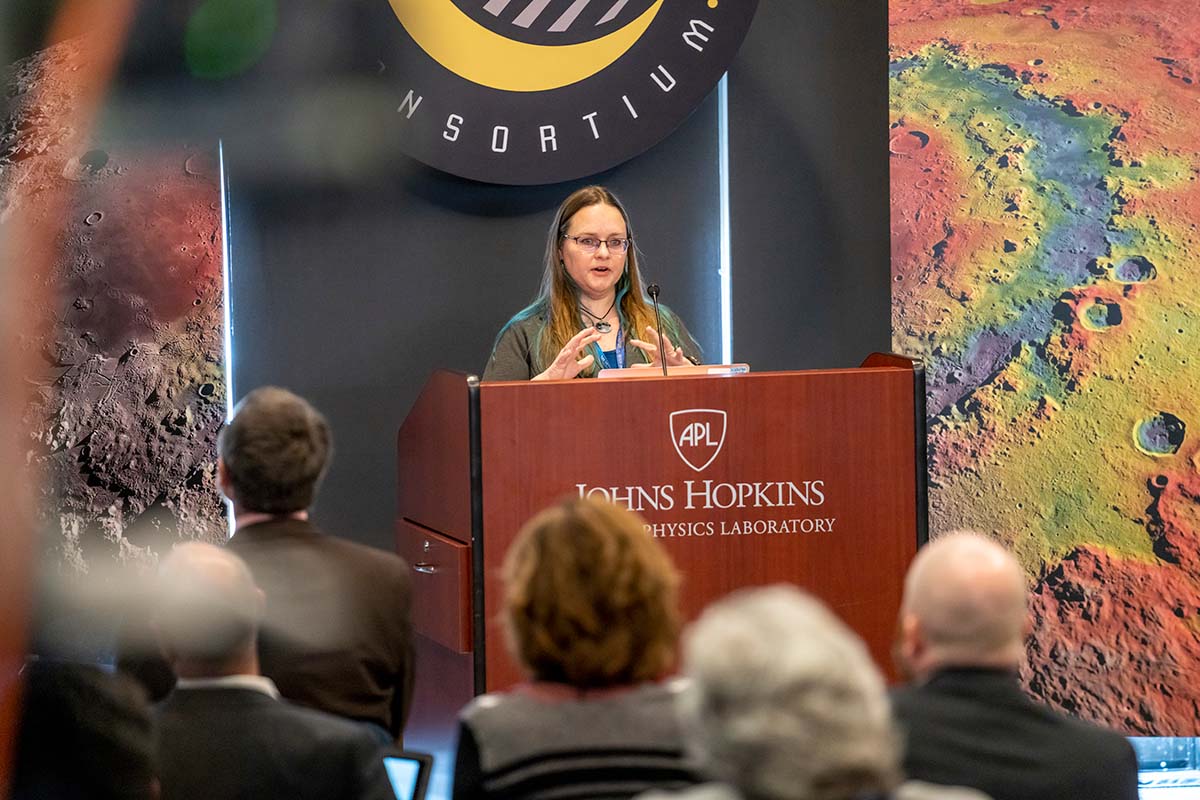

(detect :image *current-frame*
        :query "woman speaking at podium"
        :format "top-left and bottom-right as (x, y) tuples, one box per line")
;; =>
(483, 185), (700, 381)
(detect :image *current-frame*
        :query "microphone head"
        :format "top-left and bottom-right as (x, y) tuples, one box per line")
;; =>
(646, 283), (660, 298)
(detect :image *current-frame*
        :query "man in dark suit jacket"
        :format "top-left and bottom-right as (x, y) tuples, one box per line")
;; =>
(891, 532), (1138, 800)
(153, 541), (395, 800)
(13, 660), (157, 800)
(217, 386), (414, 742)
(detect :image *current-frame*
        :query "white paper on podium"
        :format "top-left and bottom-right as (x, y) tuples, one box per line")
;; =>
(597, 363), (750, 379)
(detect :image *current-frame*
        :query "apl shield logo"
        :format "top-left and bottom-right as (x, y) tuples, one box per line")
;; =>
(382, 1), (759, 185)
(670, 409), (727, 473)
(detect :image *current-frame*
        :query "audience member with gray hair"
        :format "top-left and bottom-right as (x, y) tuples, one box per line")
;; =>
(644, 585), (989, 800)
(153, 542), (395, 800)
(892, 531), (1137, 800)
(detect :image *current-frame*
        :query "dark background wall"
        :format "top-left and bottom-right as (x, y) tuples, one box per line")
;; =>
(730, 2), (890, 371)
(19, 0), (888, 553)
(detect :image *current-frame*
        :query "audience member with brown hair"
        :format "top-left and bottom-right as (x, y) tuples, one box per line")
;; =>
(452, 495), (697, 799)
(153, 541), (395, 800)
(219, 386), (414, 743)
(891, 532), (1137, 800)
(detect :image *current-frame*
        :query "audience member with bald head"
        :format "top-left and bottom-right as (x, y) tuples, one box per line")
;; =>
(896, 530), (1028, 680)
(152, 542), (394, 800)
(891, 532), (1137, 800)
(156, 542), (265, 676)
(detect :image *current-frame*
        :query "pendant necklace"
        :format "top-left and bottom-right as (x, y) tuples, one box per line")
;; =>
(580, 299), (616, 333)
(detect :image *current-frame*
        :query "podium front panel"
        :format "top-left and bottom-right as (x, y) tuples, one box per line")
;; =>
(478, 368), (919, 691)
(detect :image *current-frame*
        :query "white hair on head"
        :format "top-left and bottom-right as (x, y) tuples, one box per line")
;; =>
(677, 585), (900, 800)
(155, 542), (263, 661)
(902, 530), (1028, 666)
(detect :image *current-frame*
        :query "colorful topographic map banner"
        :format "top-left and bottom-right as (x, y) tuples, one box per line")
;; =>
(890, 0), (1200, 735)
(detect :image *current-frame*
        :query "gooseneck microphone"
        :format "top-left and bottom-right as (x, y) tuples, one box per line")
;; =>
(646, 283), (669, 377)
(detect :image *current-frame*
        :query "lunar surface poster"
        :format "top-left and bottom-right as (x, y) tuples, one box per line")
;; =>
(4, 41), (227, 574)
(891, 0), (1200, 734)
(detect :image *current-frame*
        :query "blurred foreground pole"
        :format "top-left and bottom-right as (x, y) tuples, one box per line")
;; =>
(0, 0), (138, 793)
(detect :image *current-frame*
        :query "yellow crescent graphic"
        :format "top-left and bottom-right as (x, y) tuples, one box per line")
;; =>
(387, 0), (663, 93)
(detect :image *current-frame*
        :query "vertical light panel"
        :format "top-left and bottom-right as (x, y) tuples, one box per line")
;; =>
(717, 73), (732, 364)
(218, 140), (235, 538)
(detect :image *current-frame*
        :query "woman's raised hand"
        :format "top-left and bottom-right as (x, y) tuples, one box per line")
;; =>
(533, 327), (604, 380)
(630, 326), (690, 368)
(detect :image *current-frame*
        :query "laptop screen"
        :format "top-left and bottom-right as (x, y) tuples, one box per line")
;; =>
(384, 754), (429, 800)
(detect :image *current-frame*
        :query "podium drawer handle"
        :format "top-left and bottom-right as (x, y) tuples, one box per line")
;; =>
(413, 563), (438, 575)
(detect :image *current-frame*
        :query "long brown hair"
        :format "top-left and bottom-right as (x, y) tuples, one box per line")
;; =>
(502, 185), (690, 376)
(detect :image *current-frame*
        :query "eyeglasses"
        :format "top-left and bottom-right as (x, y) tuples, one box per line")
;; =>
(562, 234), (632, 254)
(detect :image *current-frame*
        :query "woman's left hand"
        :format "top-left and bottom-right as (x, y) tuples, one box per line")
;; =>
(630, 325), (692, 368)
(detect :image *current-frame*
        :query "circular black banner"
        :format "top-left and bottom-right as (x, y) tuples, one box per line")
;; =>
(383, 0), (759, 185)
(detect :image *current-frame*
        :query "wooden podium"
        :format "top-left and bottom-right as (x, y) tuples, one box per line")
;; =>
(396, 355), (926, 776)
